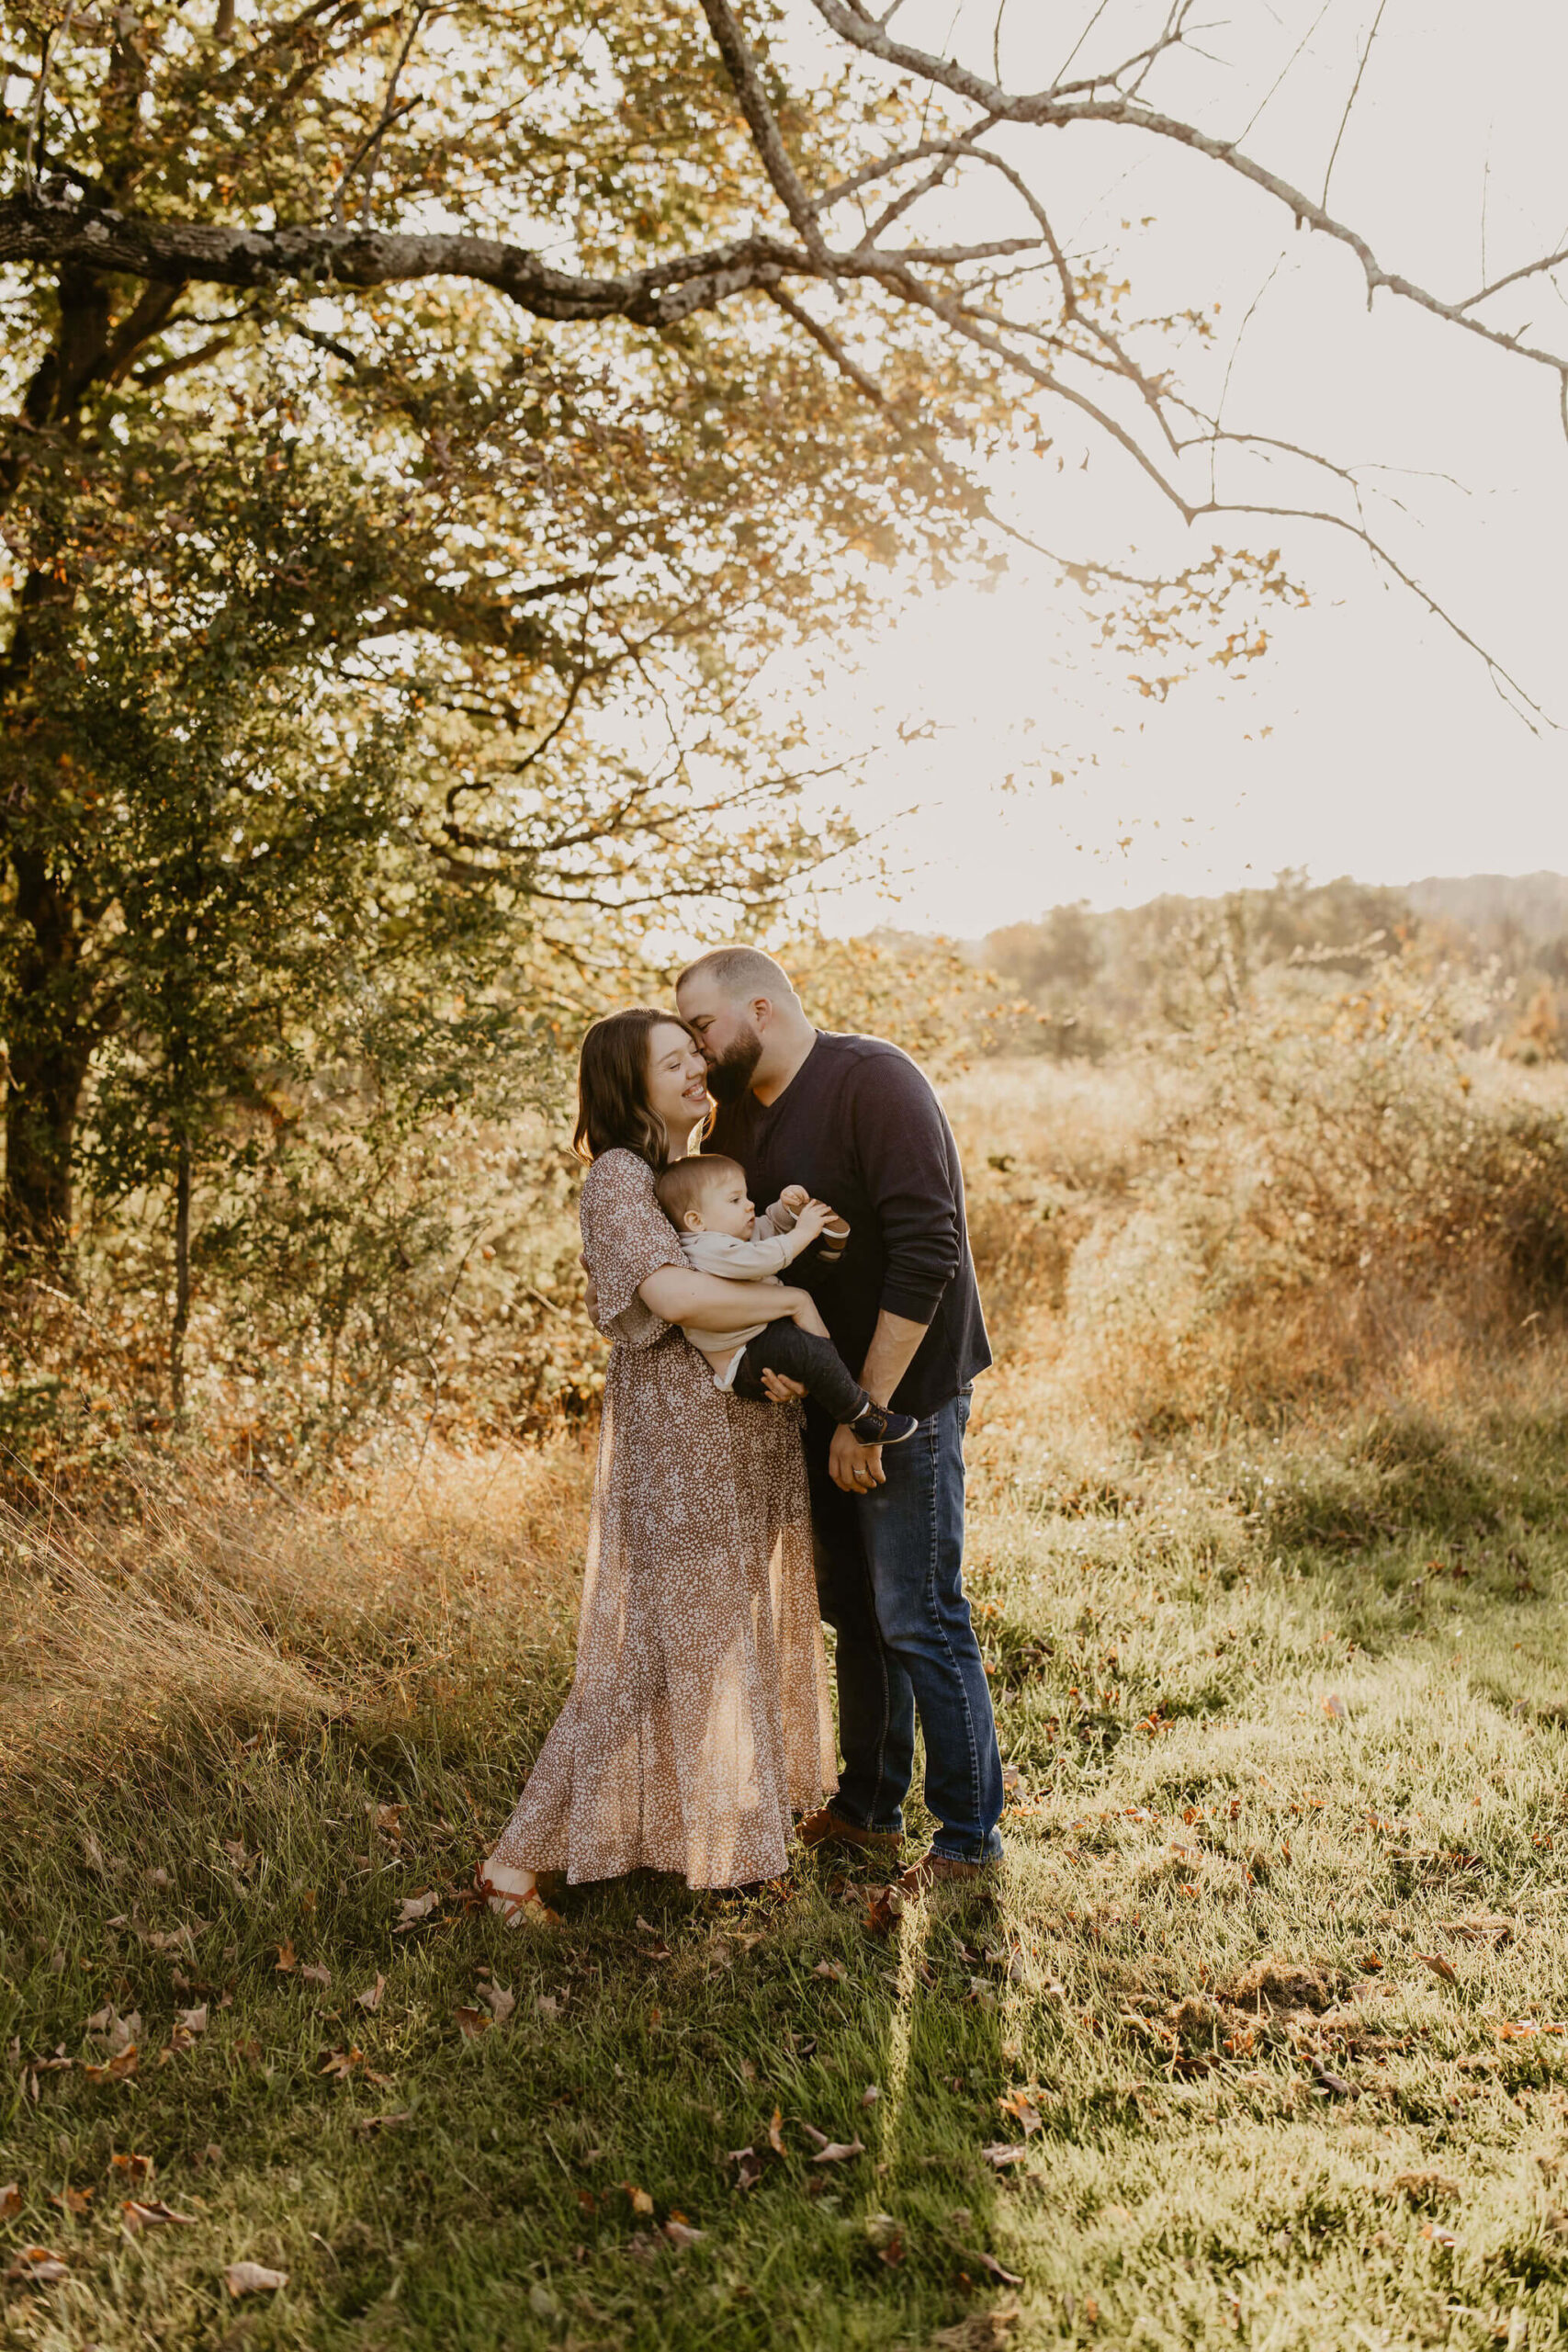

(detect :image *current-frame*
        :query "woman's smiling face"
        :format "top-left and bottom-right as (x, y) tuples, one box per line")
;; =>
(643, 1020), (711, 1148)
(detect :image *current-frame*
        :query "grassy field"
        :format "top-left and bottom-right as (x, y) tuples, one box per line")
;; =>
(6, 1060), (1568, 2351)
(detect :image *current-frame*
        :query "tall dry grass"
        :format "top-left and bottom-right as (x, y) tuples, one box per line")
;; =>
(950, 1001), (1568, 1436)
(0, 1443), (593, 1804)
(7, 1002), (1567, 1796)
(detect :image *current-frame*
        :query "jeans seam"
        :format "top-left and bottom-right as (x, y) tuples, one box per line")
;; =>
(862, 1533), (899, 1832)
(918, 1405), (987, 1863)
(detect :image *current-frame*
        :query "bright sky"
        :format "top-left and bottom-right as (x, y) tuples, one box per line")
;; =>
(785, 0), (1568, 937)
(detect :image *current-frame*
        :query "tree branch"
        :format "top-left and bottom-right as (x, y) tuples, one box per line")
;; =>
(809, 0), (1568, 390)
(697, 0), (840, 281)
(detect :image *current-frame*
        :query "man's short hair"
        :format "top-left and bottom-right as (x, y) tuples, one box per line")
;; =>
(655, 1153), (740, 1227)
(676, 944), (797, 1004)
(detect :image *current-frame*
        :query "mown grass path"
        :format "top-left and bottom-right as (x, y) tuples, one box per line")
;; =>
(5, 1391), (1568, 2350)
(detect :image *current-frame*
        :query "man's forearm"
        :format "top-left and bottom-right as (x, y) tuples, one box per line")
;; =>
(857, 1308), (930, 1408)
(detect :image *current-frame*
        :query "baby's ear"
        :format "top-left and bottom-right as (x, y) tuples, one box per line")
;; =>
(682, 1208), (704, 1232)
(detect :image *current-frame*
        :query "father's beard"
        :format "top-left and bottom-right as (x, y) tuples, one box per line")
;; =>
(704, 1023), (763, 1106)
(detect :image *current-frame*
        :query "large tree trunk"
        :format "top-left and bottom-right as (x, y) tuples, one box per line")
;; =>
(0, 271), (126, 1263)
(3, 853), (93, 1263)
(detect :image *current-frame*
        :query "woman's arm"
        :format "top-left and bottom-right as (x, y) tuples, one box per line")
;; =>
(637, 1266), (814, 1333)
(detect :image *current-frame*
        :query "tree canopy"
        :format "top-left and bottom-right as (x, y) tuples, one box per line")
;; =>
(1, 0), (1562, 1442)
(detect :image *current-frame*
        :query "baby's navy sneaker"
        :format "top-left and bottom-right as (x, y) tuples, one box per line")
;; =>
(851, 1401), (919, 1446)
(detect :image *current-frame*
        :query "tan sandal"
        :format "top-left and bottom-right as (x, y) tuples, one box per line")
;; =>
(475, 1867), (560, 1928)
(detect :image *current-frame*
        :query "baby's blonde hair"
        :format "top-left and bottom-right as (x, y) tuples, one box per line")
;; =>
(655, 1154), (741, 1229)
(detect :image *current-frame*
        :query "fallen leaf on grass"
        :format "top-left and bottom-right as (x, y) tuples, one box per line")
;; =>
(110, 2154), (153, 2186)
(1417, 1951), (1459, 1985)
(482, 1984), (515, 2026)
(980, 2144), (1030, 2170)
(1321, 1692), (1348, 1721)
(299, 1964), (332, 1989)
(87, 2007), (141, 2052)
(355, 1975), (386, 2014)
(224, 2260), (288, 2297)
(976, 2251), (1023, 2286)
(395, 1891), (441, 1932)
(233, 2036), (264, 2066)
(1310, 2061), (1352, 2098)
(813, 1960), (845, 1984)
(6, 2246), (68, 2285)
(319, 2046), (367, 2078)
(122, 2199), (197, 2231)
(1393, 2170), (1461, 2202)
(454, 2007), (491, 2039)
(1440, 1914), (1515, 1946)
(83, 2046), (138, 2084)
(863, 1886), (905, 1936)
(997, 2089), (1042, 2137)
(50, 2187), (92, 2217)
(1420, 2223), (1460, 2248)
(176, 2005), (209, 2036)
(934, 2308), (1021, 2351)
(274, 1940), (297, 1973)
(727, 2146), (763, 2189)
(862, 2084), (881, 2109)
(0, 2184), (20, 2217)
(354, 2110), (412, 2134)
(663, 2217), (704, 2249)
(621, 2182), (654, 2216)
(141, 1925), (197, 1955)
(536, 1994), (560, 2022)
(801, 2126), (864, 2165)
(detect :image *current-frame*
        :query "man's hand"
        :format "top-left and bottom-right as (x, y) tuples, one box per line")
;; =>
(830, 1423), (886, 1494)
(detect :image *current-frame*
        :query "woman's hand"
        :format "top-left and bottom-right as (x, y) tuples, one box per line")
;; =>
(760, 1367), (808, 1402)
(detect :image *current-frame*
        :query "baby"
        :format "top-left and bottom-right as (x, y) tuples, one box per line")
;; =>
(653, 1155), (917, 1446)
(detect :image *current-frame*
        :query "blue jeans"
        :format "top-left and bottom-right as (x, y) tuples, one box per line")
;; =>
(805, 1389), (1004, 1865)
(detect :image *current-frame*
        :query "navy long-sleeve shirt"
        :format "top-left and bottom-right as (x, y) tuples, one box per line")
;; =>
(704, 1031), (991, 1421)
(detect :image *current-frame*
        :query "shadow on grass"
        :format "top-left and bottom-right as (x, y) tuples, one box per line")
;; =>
(0, 1723), (1024, 2351)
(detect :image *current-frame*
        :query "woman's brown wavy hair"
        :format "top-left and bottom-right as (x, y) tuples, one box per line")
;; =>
(571, 1006), (699, 1169)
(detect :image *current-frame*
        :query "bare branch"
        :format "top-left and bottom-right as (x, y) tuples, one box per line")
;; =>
(328, 1), (428, 227)
(765, 285), (887, 406)
(1459, 246), (1568, 314)
(23, 0), (80, 193)
(809, 0), (1568, 390)
(1321, 0), (1389, 209)
(697, 0), (840, 280)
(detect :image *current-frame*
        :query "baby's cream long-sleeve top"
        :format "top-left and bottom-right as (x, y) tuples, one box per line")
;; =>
(673, 1199), (798, 1361)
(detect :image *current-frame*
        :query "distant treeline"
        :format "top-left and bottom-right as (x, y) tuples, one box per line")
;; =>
(974, 869), (1568, 1059)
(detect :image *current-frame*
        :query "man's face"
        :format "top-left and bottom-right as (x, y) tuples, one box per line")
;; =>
(676, 981), (764, 1104)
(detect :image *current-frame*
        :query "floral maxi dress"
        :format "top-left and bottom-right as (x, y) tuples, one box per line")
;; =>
(491, 1148), (838, 1889)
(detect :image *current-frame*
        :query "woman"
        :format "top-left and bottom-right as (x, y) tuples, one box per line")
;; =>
(479, 1008), (837, 1912)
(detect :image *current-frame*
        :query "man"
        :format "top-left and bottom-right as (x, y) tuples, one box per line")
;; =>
(675, 945), (1003, 1890)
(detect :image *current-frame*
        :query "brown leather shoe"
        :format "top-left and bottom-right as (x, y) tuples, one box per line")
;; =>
(897, 1849), (998, 1898)
(796, 1805), (902, 1859)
